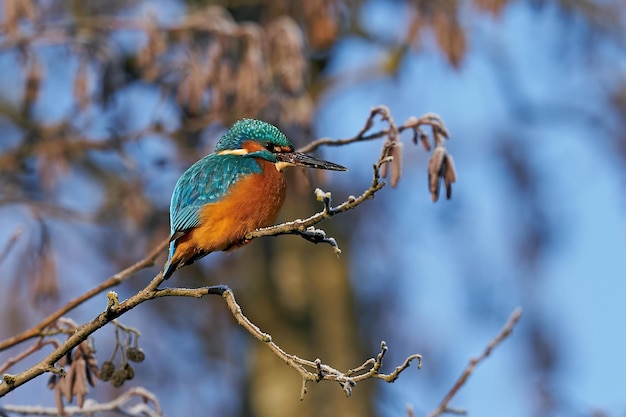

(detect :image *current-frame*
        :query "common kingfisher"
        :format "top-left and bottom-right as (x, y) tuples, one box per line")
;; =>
(163, 119), (347, 279)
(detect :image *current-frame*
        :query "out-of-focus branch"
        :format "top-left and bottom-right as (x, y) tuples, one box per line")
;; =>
(0, 123), (163, 174)
(0, 227), (22, 268)
(0, 387), (163, 417)
(0, 338), (58, 375)
(425, 307), (523, 417)
(0, 239), (168, 352)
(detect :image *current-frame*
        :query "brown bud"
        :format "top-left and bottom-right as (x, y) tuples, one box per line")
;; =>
(123, 363), (135, 380)
(379, 141), (394, 178)
(60, 368), (73, 402)
(266, 17), (306, 93)
(72, 358), (88, 408)
(127, 347), (146, 363)
(137, 13), (167, 72)
(23, 58), (43, 108)
(428, 146), (456, 202)
(176, 53), (208, 115)
(234, 23), (267, 114)
(443, 153), (457, 199)
(73, 59), (90, 111)
(389, 142), (403, 188)
(99, 361), (115, 381)
(4, 0), (36, 37)
(110, 369), (127, 387)
(432, 11), (466, 69)
(47, 374), (58, 389)
(473, 0), (508, 16)
(304, 2), (339, 51)
(420, 132), (431, 151)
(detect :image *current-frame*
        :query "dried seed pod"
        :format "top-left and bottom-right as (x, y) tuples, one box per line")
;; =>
(443, 153), (457, 199)
(4, 0), (36, 36)
(23, 58), (43, 108)
(85, 352), (99, 387)
(127, 347), (146, 363)
(123, 363), (135, 380)
(73, 59), (90, 111)
(72, 357), (88, 408)
(379, 142), (394, 178)
(428, 146), (447, 202)
(265, 16), (306, 93)
(110, 369), (127, 387)
(304, 0), (339, 51)
(137, 12), (167, 79)
(176, 52), (208, 115)
(60, 366), (73, 403)
(419, 132), (431, 151)
(473, 0), (508, 17)
(389, 142), (403, 188)
(432, 11), (466, 69)
(99, 361), (115, 381)
(428, 146), (456, 201)
(234, 23), (267, 114)
(47, 374), (58, 389)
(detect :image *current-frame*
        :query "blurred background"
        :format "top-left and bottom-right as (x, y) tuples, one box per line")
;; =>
(0, 0), (625, 416)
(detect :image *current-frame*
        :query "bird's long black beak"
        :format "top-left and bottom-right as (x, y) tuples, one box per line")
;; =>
(276, 152), (347, 171)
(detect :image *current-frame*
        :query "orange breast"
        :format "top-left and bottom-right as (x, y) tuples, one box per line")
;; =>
(172, 159), (286, 262)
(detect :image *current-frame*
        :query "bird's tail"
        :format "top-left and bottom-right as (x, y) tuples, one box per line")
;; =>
(162, 241), (179, 280)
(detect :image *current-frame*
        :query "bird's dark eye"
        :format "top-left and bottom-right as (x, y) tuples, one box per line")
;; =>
(264, 142), (276, 152)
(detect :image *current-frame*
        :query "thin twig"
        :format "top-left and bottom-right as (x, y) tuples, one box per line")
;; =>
(298, 109), (448, 154)
(426, 307), (523, 417)
(245, 161), (386, 244)
(0, 227), (22, 268)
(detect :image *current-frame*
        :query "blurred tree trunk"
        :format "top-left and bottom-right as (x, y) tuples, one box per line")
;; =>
(238, 181), (374, 417)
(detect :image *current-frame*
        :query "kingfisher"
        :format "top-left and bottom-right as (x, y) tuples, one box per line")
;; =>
(162, 119), (347, 280)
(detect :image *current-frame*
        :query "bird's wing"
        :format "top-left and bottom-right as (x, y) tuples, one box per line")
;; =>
(169, 153), (262, 236)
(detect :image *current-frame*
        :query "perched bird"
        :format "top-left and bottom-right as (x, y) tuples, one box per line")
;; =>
(163, 119), (346, 279)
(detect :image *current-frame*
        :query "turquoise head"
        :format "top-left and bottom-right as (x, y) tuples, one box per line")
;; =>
(215, 119), (347, 171)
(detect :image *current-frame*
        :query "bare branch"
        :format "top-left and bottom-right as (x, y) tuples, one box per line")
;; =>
(426, 307), (523, 417)
(154, 286), (422, 399)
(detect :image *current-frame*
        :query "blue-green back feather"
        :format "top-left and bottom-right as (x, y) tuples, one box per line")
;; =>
(163, 153), (262, 278)
(169, 153), (262, 234)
